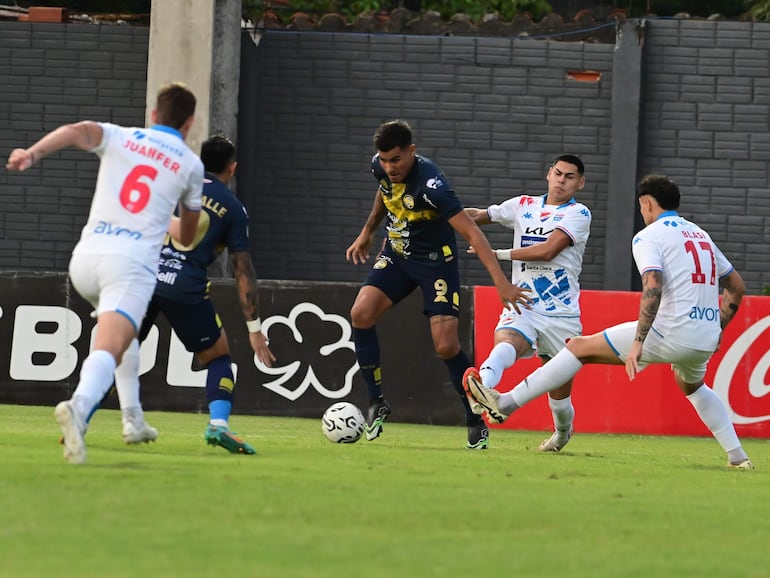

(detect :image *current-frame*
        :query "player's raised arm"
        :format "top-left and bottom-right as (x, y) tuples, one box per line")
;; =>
(346, 191), (386, 265)
(6, 121), (103, 171)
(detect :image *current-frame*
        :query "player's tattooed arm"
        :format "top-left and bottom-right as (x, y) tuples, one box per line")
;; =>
(719, 269), (746, 329)
(634, 270), (663, 343)
(230, 250), (260, 322)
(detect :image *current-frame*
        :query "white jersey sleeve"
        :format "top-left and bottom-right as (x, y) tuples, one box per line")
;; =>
(73, 123), (204, 270)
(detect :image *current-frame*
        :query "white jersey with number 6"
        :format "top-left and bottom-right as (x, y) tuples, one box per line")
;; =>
(632, 211), (733, 352)
(73, 122), (203, 269)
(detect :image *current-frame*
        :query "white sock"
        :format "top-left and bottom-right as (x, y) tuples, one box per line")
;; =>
(686, 384), (744, 457)
(479, 342), (517, 389)
(71, 349), (117, 417)
(549, 395), (574, 434)
(510, 348), (583, 408)
(210, 419), (228, 428)
(114, 338), (142, 415)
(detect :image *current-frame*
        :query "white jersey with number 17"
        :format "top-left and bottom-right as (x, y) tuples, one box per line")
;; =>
(632, 211), (733, 352)
(73, 122), (203, 269)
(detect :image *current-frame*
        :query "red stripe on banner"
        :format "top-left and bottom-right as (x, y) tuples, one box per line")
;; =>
(473, 288), (770, 438)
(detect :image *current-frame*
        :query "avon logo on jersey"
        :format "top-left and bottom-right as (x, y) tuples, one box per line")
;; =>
(689, 306), (720, 322)
(93, 221), (142, 240)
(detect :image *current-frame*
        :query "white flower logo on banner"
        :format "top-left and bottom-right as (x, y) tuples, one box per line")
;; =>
(255, 302), (359, 401)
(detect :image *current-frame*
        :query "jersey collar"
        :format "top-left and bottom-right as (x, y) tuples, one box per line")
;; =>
(150, 124), (184, 140)
(656, 210), (679, 221)
(541, 193), (576, 210)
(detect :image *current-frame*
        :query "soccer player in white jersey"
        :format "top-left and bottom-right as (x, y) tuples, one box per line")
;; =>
(6, 82), (204, 464)
(465, 174), (753, 469)
(464, 154), (590, 452)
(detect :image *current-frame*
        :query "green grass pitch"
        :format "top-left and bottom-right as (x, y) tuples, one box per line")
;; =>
(1, 404), (768, 578)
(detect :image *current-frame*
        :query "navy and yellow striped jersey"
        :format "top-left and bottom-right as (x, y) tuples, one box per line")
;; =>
(154, 172), (250, 303)
(371, 154), (463, 263)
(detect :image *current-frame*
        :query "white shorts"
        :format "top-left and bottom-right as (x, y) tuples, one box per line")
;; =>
(68, 252), (157, 331)
(603, 321), (712, 384)
(494, 307), (582, 359)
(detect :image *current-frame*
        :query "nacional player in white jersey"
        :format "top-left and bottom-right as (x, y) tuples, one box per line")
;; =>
(464, 154), (590, 452)
(464, 175), (753, 469)
(6, 82), (203, 464)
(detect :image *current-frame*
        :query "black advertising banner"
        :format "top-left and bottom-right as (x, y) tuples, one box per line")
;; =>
(0, 273), (474, 426)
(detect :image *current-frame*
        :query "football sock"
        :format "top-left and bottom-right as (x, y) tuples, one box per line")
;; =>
(443, 350), (482, 425)
(205, 355), (235, 412)
(71, 349), (117, 419)
(686, 384), (746, 460)
(479, 341), (517, 389)
(509, 348), (583, 409)
(548, 394), (575, 434)
(114, 338), (141, 414)
(352, 327), (383, 401)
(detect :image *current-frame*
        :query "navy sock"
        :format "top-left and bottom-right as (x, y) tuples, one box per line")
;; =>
(443, 350), (482, 426)
(205, 355), (235, 415)
(353, 326), (383, 402)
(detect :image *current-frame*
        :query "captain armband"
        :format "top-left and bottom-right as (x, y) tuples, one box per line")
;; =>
(494, 249), (512, 261)
(246, 318), (262, 333)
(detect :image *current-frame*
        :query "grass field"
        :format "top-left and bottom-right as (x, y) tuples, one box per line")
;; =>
(1, 404), (768, 578)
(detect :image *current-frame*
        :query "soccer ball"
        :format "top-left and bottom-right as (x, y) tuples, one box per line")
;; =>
(321, 402), (365, 444)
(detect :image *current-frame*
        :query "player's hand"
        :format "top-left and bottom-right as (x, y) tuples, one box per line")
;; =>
(499, 283), (532, 314)
(6, 148), (34, 171)
(467, 245), (477, 255)
(345, 233), (373, 265)
(250, 331), (275, 367)
(625, 340), (643, 381)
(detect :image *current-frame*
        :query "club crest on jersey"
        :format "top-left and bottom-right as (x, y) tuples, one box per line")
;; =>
(540, 211), (552, 222)
(373, 256), (391, 269)
(403, 194), (415, 209)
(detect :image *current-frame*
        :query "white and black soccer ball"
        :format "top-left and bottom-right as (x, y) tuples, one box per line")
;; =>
(321, 402), (365, 444)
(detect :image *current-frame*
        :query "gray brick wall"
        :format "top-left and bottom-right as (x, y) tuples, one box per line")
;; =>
(0, 22), (148, 271)
(239, 31), (613, 291)
(639, 19), (770, 293)
(2, 19), (769, 295)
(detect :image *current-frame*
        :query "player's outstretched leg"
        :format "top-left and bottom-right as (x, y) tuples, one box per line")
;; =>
(365, 397), (391, 441)
(463, 368), (509, 424)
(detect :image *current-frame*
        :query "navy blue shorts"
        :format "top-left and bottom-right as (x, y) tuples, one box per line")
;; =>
(363, 245), (461, 317)
(139, 295), (222, 353)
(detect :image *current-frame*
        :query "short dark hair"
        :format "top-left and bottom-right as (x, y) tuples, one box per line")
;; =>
(155, 82), (196, 130)
(552, 154), (584, 175)
(637, 174), (680, 210)
(373, 120), (412, 152)
(201, 135), (236, 174)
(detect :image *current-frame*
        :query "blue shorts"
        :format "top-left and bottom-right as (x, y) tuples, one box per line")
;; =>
(363, 246), (461, 317)
(139, 295), (222, 353)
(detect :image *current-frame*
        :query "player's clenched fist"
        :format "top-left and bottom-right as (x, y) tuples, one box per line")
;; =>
(6, 148), (35, 171)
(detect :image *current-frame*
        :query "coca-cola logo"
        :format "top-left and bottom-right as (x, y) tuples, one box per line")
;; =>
(712, 316), (770, 424)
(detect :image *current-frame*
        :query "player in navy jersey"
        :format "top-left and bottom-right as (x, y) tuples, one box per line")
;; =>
(345, 120), (531, 449)
(464, 155), (591, 452)
(111, 135), (275, 454)
(465, 175), (753, 469)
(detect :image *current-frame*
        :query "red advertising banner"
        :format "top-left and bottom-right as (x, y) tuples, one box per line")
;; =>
(473, 288), (770, 438)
